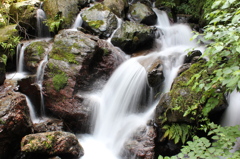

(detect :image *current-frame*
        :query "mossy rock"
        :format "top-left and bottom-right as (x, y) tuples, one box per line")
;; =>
(128, 2), (157, 25)
(111, 21), (156, 54)
(155, 59), (227, 125)
(103, 0), (128, 18)
(81, 3), (118, 39)
(0, 24), (18, 43)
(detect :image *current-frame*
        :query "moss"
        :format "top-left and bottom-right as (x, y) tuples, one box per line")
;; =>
(88, 20), (104, 29)
(52, 72), (68, 91)
(27, 41), (46, 56)
(89, 3), (110, 11)
(50, 41), (78, 64)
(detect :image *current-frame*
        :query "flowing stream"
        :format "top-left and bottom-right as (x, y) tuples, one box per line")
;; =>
(78, 8), (203, 159)
(36, 2), (50, 37)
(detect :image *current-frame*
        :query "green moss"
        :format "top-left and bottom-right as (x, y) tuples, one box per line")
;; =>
(88, 20), (104, 29)
(50, 41), (78, 64)
(52, 72), (68, 91)
(27, 41), (46, 56)
(89, 3), (110, 11)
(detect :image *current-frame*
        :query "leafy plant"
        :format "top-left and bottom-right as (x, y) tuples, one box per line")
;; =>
(159, 123), (240, 159)
(52, 72), (68, 91)
(44, 13), (64, 33)
(161, 123), (194, 144)
(0, 35), (21, 58)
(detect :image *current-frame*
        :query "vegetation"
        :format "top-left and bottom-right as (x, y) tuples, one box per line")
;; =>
(159, 0), (240, 158)
(0, 35), (21, 58)
(44, 12), (64, 33)
(52, 72), (68, 91)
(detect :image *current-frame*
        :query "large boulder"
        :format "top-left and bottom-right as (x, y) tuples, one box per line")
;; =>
(123, 125), (156, 159)
(128, 2), (157, 25)
(24, 39), (52, 73)
(0, 79), (33, 158)
(155, 59), (228, 125)
(81, 3), (118, 39)
(21, 131), (84, 158)
(111, 21), (156, 54)
(43, 29), (123, 132)
(43, 0), (81, 29)
(103, 0), (128, 18)
(9, 0), (41, 38)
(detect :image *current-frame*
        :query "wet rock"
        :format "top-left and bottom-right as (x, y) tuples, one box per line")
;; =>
(33, 119), (66, 133)
(21, 131), (84, 158)
(123, 125), (156, 159)
(184, 50), (202, 64)
(9, 0), (40, 38)
(103, 0), (128, 18)
(24, 40), (52, 73)
(0, 79), (33, 158)
(111, 21), (156, 54)
(177, 63), (191, 76)
(145, 57), (164, 88)
(128, 2), (157, 25)
(81, 3), (118, 39)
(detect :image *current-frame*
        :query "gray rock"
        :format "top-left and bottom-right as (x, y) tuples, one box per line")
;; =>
(111, 21), (156, 54)
(81, 3), (118, 39)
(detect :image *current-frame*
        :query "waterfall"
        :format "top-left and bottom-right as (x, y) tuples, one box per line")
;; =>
(78, 8), (203, 159)
(35, 54), (48, 117)
(71, 12), (83, 30)
(221, 90), (240, 126)
(25, 96), (38, 123)
(36, 3), (50, 38)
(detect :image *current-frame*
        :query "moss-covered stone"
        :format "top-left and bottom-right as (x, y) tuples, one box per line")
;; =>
(0, 24), (18, 43)
(81, 3), (117, 39)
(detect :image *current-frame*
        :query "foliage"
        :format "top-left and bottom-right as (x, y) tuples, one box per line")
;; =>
(159, 123), (240, 159)
(44, 13), (64, 33)
(0, 35), (21, 58)
(192, 0), (240, 94)
(161, 123), (194, 144)
(52, 72), (68, 91)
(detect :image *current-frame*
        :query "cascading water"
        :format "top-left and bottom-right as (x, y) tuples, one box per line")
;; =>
(71, 12), (83, 30)
(221, 90), (240, 127)
(78, 8), (203, 159)
(36, 3), (50, 38)
(35, 54), (48, 117)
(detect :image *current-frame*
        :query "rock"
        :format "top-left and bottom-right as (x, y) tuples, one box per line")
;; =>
(184, 50), (202, 63)
(0, 24), (18, 43)
(144, 56), (164, 88)
(103, 0), (128, 18)
(155, 59), (228, 126)
(0, 79), (33, 158)
(21, 131), (84, 158)
(43, 0), (80, 29)
(81, 3), (118, 39)
(43, 29), (123, 132)
(17, 75), (42, 116)
(177, 63), (191, 76)
(0, 54), (7, 85)
(24, 40), (52, 73)
(128, 2), (157, 25)
(123, 125), (156, 159)
(111, 21), (156, 54)
(33, 119), (65, 133)
(9, 0), (40, 38)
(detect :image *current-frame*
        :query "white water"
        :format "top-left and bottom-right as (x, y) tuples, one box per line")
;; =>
(36, 54), (48, 116)
(71, 12), (83, 30)
(36, 3), (50, 38)
(221, 90), (240, 126)
(25, 96), (38, 123)
(79, 8), (203, 159)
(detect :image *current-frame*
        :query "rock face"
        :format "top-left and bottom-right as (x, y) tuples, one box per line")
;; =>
(43, 0), (81, 29)
(33, 119), (66, 133)
(42, 29), (123, 132)
(21, 131), (84, 158)
(0, 80), (33, 158)
(123, 125), (156, 159)
(9, 0), (40, 38)
(111, 21), (156, 54)
(81, 3), (118, 39)
(24, 40), (52, 73)
(128, 2), (157, 25)
(103, 0), (128, 18)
